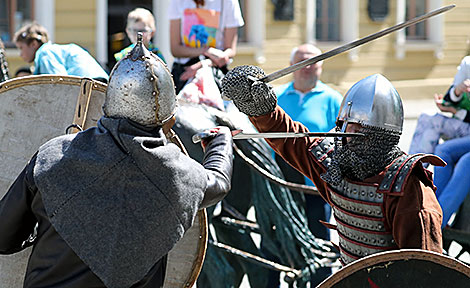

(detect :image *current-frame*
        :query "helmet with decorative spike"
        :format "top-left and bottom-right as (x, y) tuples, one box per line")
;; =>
(103, 33), (176, 126)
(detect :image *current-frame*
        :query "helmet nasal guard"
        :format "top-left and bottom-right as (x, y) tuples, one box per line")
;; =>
(103, 33), (176, 126)
(336, 74), (403, 133)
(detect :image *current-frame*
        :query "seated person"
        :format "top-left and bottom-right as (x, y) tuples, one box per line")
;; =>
(433, 136), (470, 227)
(409, 56), (470, 156)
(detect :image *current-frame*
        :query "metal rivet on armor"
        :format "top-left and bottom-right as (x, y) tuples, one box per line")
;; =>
(380, 239), (385, 244)
(378, 194), (382, 198)
(153, 106), (157, 111)
(353, 189), (357, 194)
(388, 174), (392, 178)
(150, 76), (155, 81)
(383, 184), (388, 189)
(369, 192), (374, 197)
(152, 91), (157, 96)
(367, 210), (372, 215)
(378, 224), (383, 229)
(372, 239), (377, 243)
(398, 176), (402, 180)
(395, 185), (400, 190)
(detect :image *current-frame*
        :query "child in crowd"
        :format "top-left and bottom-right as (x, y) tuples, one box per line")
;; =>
(114, 8), (165, 63)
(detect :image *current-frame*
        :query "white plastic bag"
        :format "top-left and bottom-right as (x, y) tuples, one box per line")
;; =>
(177, 60), (224, 111)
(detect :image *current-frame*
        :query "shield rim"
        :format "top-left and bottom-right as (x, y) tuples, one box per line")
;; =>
(317, 249), (470, 287)
(0, 75), (107, 93)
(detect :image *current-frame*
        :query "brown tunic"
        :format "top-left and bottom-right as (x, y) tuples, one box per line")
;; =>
(250, 106), (443, 254)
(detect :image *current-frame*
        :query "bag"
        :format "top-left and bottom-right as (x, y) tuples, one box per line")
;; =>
(177, 60), (225, 111)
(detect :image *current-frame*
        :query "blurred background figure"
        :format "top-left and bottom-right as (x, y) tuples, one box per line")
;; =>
(114, 8), (165, 63)
(270, 43), (343, 287)
(409, 56), (470, 158)
(14, 22), (109, 83)
(0, 38), (10, 82)
(433, 136), (470, 228)
(14, 66), (32, 78)
(169, 0), (244, 94)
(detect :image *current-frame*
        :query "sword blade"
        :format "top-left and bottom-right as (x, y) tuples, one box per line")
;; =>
(232, 131), (364, 140)
(192, 131), (364, 143)
(260, 4), (455, 83)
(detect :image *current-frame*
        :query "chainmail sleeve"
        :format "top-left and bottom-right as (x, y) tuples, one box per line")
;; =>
(222, 65), (277, 116)
(200, 127), (234, 208)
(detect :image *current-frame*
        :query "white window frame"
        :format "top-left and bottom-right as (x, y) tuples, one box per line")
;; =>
(96, 0), (107, 67)
(6, 0), (54, 58)
(35, 0), (55, 42)
(395, 0), (444, 59)
(236, 0), (266, 64)
(306, 0), (359, 61)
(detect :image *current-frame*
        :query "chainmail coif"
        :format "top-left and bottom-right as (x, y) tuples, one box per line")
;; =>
(321, 124), (404, 186)
(221, 65), (277, 116)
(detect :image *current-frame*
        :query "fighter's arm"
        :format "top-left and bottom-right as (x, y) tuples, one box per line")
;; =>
(250, 106), (329, 197)
(385, 173), (443, 253)
(199, 127), (233, 208)
(222, 65), (328, 196)
(0, 158), (38, 254)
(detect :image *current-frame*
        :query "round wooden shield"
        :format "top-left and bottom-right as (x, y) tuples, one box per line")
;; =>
(0, 75), (106, 288)
(0, 75), (207, 287)
(317, 249), (470, 288)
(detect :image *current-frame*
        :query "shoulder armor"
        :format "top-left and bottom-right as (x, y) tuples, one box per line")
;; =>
(377, 153), (445, 195)
(309, 137), (335, 168)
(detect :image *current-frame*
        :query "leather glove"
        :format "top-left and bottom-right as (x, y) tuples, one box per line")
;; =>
(199, 126), (233, 208)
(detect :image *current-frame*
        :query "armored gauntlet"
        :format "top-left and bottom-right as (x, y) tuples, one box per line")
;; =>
(222, 65), (277, 116)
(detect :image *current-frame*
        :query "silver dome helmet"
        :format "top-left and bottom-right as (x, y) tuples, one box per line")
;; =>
(336, 74), (403, 134)
(103, 33), (176, 127)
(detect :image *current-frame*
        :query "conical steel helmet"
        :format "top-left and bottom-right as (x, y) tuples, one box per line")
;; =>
(336, 74), (403, 133)
(103, 33), (176, 126)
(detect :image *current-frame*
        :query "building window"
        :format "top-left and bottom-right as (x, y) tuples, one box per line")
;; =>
(405, 0), (428, 40)
(0, 0), (34, 47)
(395, 0), (443, 59)
(315, 0), (340, 42)
(307, 0), (358, 60)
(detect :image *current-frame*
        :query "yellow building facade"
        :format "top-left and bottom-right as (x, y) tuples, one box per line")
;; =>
(3, 0), (470, 98)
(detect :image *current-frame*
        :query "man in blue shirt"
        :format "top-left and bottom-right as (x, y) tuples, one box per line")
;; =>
(14, 23), (108, 83)
(275, 43), (342, 286)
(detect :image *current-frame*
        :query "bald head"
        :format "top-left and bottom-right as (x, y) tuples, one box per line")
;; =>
(290, 44), (322, 65)
(291, 44), (323, 92)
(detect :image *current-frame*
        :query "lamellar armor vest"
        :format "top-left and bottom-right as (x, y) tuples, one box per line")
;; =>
(311, 137), (438, 265)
